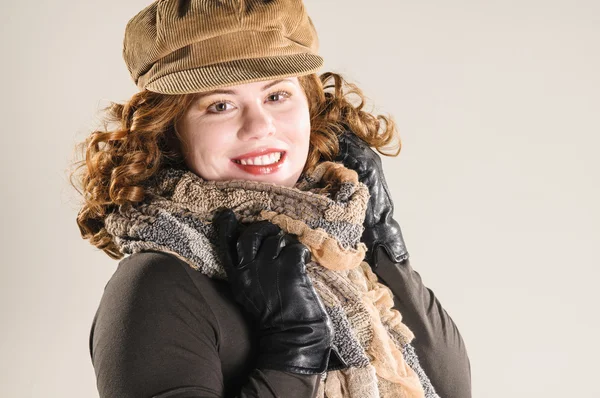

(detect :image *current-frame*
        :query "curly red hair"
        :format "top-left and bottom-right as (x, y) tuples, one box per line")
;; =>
(69, 72), (402, 259)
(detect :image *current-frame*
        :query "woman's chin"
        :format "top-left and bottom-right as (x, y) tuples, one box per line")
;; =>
(232, 172), (294, 187)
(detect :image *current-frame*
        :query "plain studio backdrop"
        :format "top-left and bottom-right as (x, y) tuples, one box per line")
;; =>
(1, 0), (598, 397)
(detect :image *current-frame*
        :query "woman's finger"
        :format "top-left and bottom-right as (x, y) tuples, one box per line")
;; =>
(236, 221), (281, 267)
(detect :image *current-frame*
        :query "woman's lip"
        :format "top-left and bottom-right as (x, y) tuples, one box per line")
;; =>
(231, 148), (285, 160)
(231, 152), (287, 175)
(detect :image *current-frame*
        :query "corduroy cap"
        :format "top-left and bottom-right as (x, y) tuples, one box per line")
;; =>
(123, 0), (324, 95)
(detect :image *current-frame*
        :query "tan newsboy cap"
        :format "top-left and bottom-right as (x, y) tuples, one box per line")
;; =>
(123, 0), (324, 95)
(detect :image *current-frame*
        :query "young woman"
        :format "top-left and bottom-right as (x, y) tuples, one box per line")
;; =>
(72, 1), (471, 397)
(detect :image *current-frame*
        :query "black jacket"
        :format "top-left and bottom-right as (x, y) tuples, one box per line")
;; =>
(90, 249), (471, 397)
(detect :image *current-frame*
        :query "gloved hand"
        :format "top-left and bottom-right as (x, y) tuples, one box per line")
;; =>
(335, 130), (409, 266)
(213, 209), (343, 375)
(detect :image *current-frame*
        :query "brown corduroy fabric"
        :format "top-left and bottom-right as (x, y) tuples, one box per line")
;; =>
(123, 0), (324, 94)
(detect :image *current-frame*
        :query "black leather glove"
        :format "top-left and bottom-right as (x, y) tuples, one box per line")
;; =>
(335, 130), (409, 266)
(213, 209), (342, 375)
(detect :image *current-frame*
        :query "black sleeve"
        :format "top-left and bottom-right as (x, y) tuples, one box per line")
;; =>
(372, 247), (472, 398)
(89, 252), (321, 398)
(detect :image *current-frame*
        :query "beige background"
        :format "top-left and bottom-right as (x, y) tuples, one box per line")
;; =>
(1, 0), (598, 396)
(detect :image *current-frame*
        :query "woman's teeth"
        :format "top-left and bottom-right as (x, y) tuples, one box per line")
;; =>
(235, 152), (282, 166)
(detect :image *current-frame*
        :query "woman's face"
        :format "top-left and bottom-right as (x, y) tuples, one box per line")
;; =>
(176, 77), (311, 187)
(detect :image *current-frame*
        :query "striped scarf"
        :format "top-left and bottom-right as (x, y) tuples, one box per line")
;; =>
(104, 161), (439, 398)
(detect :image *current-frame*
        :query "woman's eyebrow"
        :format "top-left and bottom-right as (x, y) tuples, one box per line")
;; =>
(197, 78), (293, 98)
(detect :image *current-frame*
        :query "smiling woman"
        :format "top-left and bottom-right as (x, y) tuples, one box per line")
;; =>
(69, 71), (396, 263)
(70, 1), (471, 397)
(175, 77), (312, 186)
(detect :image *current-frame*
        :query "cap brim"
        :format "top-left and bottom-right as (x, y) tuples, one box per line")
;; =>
(144, 53), (324, 95)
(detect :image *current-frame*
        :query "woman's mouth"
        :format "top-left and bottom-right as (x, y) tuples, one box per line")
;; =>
(231, 151), (287, 175)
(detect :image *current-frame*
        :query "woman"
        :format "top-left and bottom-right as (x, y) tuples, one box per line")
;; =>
(72, 1), (471, 397)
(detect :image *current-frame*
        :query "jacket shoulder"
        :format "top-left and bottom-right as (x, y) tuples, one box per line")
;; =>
(89, 250), (227, 397)
(92, 250), (220, 332)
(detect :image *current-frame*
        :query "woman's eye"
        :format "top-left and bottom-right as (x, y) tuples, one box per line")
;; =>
(207, 101), (234, 113)
(267, 90), (291, 103)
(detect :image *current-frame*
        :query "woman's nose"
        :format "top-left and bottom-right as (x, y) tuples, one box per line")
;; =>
(237, 105), (275, 141)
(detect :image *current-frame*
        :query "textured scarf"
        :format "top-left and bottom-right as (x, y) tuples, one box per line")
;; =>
(104, 161), (439, 398)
